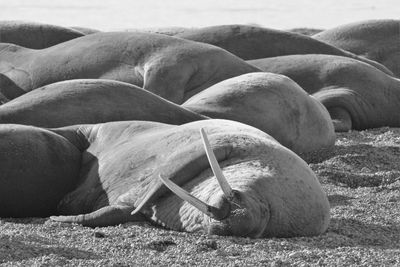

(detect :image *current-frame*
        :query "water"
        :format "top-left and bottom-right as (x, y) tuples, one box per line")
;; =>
(0, 0), (398, 30)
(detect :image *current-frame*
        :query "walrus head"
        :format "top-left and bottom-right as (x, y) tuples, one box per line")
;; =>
(131, 128), (270, 237)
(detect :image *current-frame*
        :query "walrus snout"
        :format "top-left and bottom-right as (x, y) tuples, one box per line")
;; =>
(206, 190), (270, 238)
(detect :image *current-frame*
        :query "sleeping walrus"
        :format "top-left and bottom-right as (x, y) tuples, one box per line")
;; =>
(0, 31), (258, 103)
(0, 79), (207, 127)
(0, 20), (84, 48)
(0, 119), (330, 238)
(248, 54), (400, 131)
(174, 24), (393, 75)
(182, 72), (335, 160)
(313, 19), (400, 77)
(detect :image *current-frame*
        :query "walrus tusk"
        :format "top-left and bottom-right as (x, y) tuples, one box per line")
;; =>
(131, 128), (234, 218)
(158, 174), (230, 220)
(200, 128), (234, 198)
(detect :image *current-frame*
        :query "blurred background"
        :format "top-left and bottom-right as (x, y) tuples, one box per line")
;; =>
(0, 0), (399, 30)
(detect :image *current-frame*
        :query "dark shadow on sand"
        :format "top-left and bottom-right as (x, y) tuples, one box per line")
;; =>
(287, 217), (400, 250)
(327, 194), (355, 207)
(313, 143), (400, 188)
(0, 234), (99, 263)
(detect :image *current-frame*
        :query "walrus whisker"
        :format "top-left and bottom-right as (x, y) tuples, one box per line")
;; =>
(200, 128), (234, 198)
(158, 174), (230, 220)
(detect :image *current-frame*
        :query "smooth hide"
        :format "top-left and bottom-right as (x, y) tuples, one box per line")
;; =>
(313, 19), (400, 77)
(0, 20), (84, 48)
(182, 73), (335, 160)
(0, 32), (259, 103)
(249, 54), (400, 131)
(0, 79), (207, 127)
(49, 119), (330, 238)
(0, 124), (81, 217)
(175, 24), (392, 75)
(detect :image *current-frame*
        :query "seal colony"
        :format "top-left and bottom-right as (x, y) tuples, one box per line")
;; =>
(0, 19), (397, 238)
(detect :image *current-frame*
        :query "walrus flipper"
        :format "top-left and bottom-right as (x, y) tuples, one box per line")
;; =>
(313, 87), (372, 132)
(328, 107), (352, 132)
(50, 205), (145, 227)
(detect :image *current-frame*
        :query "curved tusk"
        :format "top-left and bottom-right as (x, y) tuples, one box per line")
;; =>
(158, 174), (229, 220)
(200, 128), (233, 198)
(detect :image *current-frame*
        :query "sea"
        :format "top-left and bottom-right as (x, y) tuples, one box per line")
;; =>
(0, 0), (399, 31)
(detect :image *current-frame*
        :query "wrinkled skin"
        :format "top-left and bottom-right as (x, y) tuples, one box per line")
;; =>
(0, 119), (330, 238)
(174, 24), (392, 75)
(313, 19), (400, 77)
(0, 79), (207, 127)
(0, 20), (84, 49)
(249, 54), (400, 131)
(182, 72), (335, 161)
(0, 31), (258, 103)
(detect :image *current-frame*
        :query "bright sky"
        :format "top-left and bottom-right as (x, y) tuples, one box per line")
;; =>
(0, 0), (398, 30)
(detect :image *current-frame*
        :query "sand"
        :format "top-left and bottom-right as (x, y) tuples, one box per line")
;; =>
(1, 127), (399, 266)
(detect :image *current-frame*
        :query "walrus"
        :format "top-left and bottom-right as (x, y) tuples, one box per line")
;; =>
(248, 54), (400, 132)
(0, 119), (330, 237)
(0, 31), (259, 103)
(0, 79), (207, 127)
(0, 20), (84, 49)
(174, 24), (393, 75)
(0, 124), (82, 217)
(182, 72), (335, 160)
(313, 19), (400, 77)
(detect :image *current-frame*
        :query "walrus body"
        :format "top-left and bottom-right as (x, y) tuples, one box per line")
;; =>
(0, 21), (84, 48)
(0, 31), (258, 103)
(0, 79), (207, 127)
(249, 54), (400, 131)
(175, 24), (392, 75)
(182, 73), (335, 160)
(0, 124), (81, 217)
(0, 119), (330, 238)
(313, 19), (400, 77)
